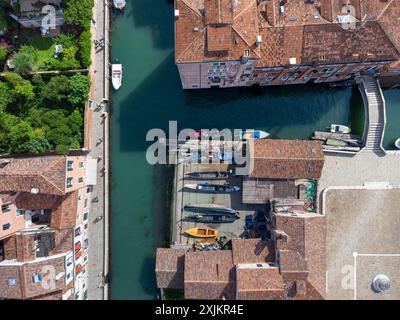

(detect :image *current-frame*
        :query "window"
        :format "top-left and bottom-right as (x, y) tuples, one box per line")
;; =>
(84, 223), (88, 230)
(83, 212), (88, 221)
(16, 209), (24, 217)
(79, 162), (85, 168)
(78, 177), (84, 183)
(2, 223), (10, 231)
(32, 274), (42, 283)
(75, 227), (81, 237)
(86, 187), (92, 194)
(67, 177), (73, 188)
(84, 199), (88, 208)
(67, 161), (73, 171)
(8, 278), (16, 286)
(1, 204), (11, 212)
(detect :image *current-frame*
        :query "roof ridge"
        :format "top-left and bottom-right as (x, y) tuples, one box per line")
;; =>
(176, 29), (206, 62)
(42, 157), (66, 194)
(180, 0), (203, 19)
(376, 0), (395, 21)
(376, 1), (400, 54)
(233, 0), (256, 21)
(231, 27), (261, 59)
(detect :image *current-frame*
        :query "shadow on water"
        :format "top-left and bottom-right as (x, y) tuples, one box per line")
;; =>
(139, 255), (158, 297)
(127, 0), (174, 50)
(117, 52), (354, 152)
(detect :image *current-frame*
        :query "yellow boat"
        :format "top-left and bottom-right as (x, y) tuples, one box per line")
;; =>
(184, 227), (218, 238)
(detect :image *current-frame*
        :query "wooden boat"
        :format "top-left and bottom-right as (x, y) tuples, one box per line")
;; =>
(184, 183), (240, 193)
(326, 138), (347, 147)
(240, 129), (270, 140)
(111, 64), (122, 90)
(395, 138), (400, 150)
(184, 227), (218, 238)
(185, 214), (239, 223)
(113, 0), (126, 9)
(330, 124), (351, 134)
(184, 204), (238, 215)
(186, 170), (234, 180)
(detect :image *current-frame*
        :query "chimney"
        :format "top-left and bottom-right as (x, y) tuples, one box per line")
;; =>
(256, 35), (262, 47)
(263, 0), (278, 26)
(320, 0), (333, 22)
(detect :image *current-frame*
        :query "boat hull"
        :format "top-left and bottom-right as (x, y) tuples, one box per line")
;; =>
(185, 214), (239, 223)
(184, 227), (218, 238)
(395, 138), (400, 150)
(240, 129), (270, 140)
(186, 171), (233, 180)
(184, 204), (238, 215)
(184, 183), (240, 193)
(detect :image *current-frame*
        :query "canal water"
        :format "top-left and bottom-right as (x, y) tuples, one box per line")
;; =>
(109, 0), (400, 299)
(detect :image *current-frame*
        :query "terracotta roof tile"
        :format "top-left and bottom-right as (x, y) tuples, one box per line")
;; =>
(232, 239), (275, 264)
(15, 192), (58, 210)
(184, 250), (235, 299)
(207, 26), (232, 52)
(236, 267), (284, 300)
(0, 156), (66, 195)
(176, 0), (400, 66)
(249, 140), (324, 179)
(155, 248), (187, 289)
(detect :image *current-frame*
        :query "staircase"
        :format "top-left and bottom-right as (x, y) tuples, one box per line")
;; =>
(357, 76), (386, 154)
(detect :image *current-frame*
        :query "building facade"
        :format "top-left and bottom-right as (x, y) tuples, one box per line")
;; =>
(175, 0), (400, 89)
(0, 154), (96, 300)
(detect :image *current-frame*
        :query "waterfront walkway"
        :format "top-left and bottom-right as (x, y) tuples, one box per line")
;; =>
(87, 0), (110, 300)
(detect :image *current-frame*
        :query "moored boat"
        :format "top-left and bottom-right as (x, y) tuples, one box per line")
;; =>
(330, 124), (351, 134)
(184, 204), (238, 215)
(185, 214), (239, 223)
(240, 129), (270, 140)
(111, 64), (122, 90)
(395, 138), (400, 150)
(184, 227), (218, 238)
(113, 0), (126, 10)
(186, 170), (234, 179)
(184, 183), (240, 193)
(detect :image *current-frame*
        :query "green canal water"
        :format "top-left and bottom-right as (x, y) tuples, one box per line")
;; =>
(109, 0), (400, 299)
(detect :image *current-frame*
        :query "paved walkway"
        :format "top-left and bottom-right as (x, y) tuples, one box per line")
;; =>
(87, 0), (110, 300)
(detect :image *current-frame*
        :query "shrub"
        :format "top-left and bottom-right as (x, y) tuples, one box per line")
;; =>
(68, 74), (90, 105)
(79, 30), (91, 67)
(13, 45), (38, 73)
(0, 46), (7, 65)
(63, 0), (94, 30)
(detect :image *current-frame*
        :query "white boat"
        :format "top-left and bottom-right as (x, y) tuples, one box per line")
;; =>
(330, 124), (351, 134)
(395, 138), (400, 150)
(239, 129), (270, 140)
(113, 0), (126, 9)
(111, 64), (122, 90)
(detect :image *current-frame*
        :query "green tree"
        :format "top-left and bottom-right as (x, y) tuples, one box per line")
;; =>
(0, 81), (14, 107)
(41, 75), (70, 102)
(13, 45), (38, 73)
(68, 74), (90, 105)
(63, 0), (94, 29)
(3, 72), (35, 101)
(79, 30), (91, 67)
(0, 46), (8, 65)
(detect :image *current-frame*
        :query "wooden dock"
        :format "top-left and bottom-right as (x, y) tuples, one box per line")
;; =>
(312, 131), (362, 144)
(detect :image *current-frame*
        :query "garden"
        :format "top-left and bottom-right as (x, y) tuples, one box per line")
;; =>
(0, 0), (94, 155)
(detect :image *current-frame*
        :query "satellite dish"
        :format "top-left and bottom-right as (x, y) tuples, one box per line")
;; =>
(372, 274), (391, 293)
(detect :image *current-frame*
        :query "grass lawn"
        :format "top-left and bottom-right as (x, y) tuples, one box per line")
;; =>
(26, 35), (56, 70)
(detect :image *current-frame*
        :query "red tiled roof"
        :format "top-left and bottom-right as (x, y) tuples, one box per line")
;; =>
(176, 0), (260, 63)
(176, 0), (400, 65)
(184, 250), (235, 300)
(236, 267), (284, 300)
(231, 239), (275, 264)
(155, 248), (187, 289)
(0, 156), (66, 195)
(249, 140), (324, 180)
